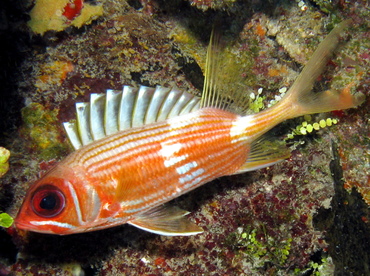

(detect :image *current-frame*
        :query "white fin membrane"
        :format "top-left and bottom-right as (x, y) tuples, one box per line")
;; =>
(63, 85), (201, 150)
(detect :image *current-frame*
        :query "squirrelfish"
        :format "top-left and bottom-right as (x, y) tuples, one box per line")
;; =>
(15, 21), (364, 235)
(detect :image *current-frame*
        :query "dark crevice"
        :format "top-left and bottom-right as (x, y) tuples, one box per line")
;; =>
(127, 0), (143, 10)
(171, 46), (204, 91)
(0, 229), (17, 265)
(313, 141), (370, 275)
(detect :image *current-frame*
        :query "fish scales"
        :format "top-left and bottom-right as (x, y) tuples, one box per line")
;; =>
(65, 108), (248, 216)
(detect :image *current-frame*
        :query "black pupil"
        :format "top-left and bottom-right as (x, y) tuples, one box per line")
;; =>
(39, 194), (57, 210)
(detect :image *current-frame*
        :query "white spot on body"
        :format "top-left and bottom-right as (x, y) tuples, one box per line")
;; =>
(176, 161), (198, 175)
(230, 116), (255, 143)
(159, 142), (183, 158)
(160, 142), (189, 168)
(179, 168), (205, 185)
(164, 155), (188, 167)
(103, 203), (110, 210)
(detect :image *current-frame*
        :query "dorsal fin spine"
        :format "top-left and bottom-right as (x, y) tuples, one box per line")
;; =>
(180, 96), (200, 115)
(76, 102), (93, 146)
(105, 89), (121, 135)
(133, 86), (155, 128)
(64, 85), (201, 150)
(90, 93), (106, 141)
(157, 88), (182, 122)
(145, 86), (170, 124)
(63, 121), (82, 150)
(118, 86), (137, 130)
(168, 91), (191, 118)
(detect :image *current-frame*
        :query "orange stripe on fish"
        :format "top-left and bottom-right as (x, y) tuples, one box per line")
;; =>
(15, 20), (364, 236)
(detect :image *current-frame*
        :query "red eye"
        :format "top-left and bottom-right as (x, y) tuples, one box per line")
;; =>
(31, 185), (65, 218)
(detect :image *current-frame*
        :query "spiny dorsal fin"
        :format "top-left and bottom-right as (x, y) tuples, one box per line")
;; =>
(63, 85), (200, 150)
(200, 29), (251, 115)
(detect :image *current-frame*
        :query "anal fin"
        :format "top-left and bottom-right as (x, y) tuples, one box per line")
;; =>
(235, 134), (290, 174)
(128, 205), (203, 236)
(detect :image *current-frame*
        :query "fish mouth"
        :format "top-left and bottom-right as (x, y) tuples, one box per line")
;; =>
(14, 219), (32, 231)
(15, 217), (78, 235)
(14, 218), (49, 234)
(14, 220), (54, 234)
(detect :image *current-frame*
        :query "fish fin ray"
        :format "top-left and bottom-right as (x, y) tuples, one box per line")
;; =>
(128, 205), (203, 236)
(282, 20), (364, 117)
(235, 135), (290, 174)
(200, 29), (250, 114)
(63, 121), (82, 150)
(63, 85), (200, 150)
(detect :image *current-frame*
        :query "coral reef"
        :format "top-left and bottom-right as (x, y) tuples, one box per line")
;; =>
(28, 0), (104, 35)
(0, 0), (368, 275)
(20, 103), (69, 160)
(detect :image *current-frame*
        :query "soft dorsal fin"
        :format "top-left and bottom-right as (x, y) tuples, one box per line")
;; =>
(200, 29), (251, 115)
(63, 85), (200, 150)
(200, 30), (224, 110)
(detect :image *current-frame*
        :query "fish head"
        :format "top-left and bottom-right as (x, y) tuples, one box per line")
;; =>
(15, 164), (100, 235)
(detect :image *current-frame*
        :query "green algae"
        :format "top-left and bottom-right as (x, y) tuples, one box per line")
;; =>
(285, 115), (339, 141)
(246, 229), (291, 267)
(21, 103), (68, 160)
(0, 212), (14, 228)
(227, 226), (293, 270)
(0, 147), (10, 178)
(294, 255), (334, 275)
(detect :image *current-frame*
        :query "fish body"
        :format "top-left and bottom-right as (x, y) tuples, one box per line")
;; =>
(15, 21), (364, 235)
(18, 108), (248, 234)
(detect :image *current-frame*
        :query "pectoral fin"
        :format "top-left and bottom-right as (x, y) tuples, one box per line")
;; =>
(235, 135), (290, 174)
(128, 205), (203, 236)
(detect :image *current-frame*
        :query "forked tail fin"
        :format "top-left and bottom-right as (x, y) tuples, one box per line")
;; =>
(281, 19), (365, 118)
(229, 20), (365, 175)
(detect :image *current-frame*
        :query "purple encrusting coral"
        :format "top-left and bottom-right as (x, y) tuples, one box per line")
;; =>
(0, 0), (369, 275)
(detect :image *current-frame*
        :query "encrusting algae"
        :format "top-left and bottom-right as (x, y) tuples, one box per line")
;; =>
(35, 61), (74, 89)
(28, 0), (104, 35)
(21, 103), (68, 160)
